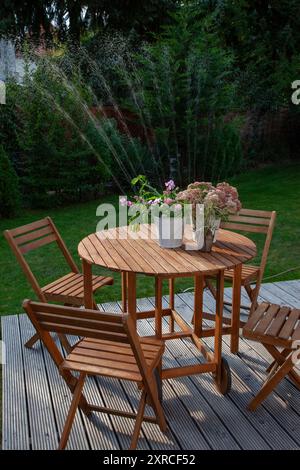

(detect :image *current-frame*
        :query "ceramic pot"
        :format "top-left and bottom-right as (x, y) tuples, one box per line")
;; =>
(154, 215), (184, 249)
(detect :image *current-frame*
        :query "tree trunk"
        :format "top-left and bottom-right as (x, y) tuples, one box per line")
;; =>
(67, 0), (82, 44)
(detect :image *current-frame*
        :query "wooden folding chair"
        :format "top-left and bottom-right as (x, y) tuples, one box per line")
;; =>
(4, 217), (113, 350)
(206, 209), (276, 312)
(243, 302), (300, 410)
(23, 300), (167, 450)
(187, 209), (276, 353)
(206, 209), (276, 315)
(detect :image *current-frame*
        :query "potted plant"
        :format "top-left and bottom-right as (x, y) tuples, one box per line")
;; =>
(123, 175), (184, 248)
(176, 181), (241, 252)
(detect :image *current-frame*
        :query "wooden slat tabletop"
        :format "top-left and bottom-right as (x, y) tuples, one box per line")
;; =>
(78, 226), (256, 275)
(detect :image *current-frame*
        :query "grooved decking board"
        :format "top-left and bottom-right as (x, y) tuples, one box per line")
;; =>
(1, 315), (30, 450)
(18, 315), (58, 450)
(177, 291), (300, 449)
(2, 280), (300, 450)
(274, 280), (300, 300)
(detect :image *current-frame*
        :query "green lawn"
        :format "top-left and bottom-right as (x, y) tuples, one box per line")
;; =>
(0, 163), (300, 317)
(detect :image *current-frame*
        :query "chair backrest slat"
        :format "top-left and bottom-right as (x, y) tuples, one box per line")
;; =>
(221, 222), (268, 234)
(35, 312), (126, 334)
(226, 215), (270, 226)
(19, 233), (57, 254)
(30, 301), (121, 321)
(24, 300), (130, 344)
(16, 225), (54, 246)
(9, 218), (50, 237)
(42, 323), (129, 343)
(238, 208), (273, 218)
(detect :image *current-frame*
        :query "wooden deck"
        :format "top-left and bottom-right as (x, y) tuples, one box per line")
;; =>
(1, 280), (300, 450)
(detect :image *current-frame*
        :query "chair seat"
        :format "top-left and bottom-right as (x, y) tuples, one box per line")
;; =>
(42, 272), (114, 305)
(224, 264), (260, 283)
(60, 336), (164, 381)
(243, 302), (300, 348)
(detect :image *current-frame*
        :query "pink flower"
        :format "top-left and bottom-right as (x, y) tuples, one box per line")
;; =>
(165, 180), (176, 191)
(187, 181), (214, 191)
(164, 197), (174, 205)
(119, 197), (127, 206)
(127, 201), (133, 207)
(205, 190), (220, 205)
(176, 188), (203, 205)
(152, 198), (161, 205)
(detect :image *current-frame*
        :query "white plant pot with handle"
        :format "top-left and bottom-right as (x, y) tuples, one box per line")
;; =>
(154, 215), (184, 249)
(191, 216), (220, 250)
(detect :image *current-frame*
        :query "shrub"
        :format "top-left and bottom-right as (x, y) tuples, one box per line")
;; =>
(7, 59), (114, 208)
(0, 144), (20, 218)
(115, 6), (243, 184)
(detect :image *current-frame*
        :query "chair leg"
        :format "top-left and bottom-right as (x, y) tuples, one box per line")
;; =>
(147, 384), (167, 433)
(265, 359), (277, 374)
(206, 278), (217, 299)
(58, 372), (86, 450)
(263, 345), (300, 389)
(129, 390), (147, 450)
(245, 283), (259, 316)
(248, 353), (295, 411)
(57, 334), (73, 354)
(25, 332), (40, 349)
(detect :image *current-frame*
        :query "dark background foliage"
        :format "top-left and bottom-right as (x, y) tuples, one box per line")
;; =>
(1, 0), (300, 216)
(0, 0), (179, 43)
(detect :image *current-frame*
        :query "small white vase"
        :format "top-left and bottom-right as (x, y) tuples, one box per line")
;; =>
(213, 218), (221, 242)
(154, 215), (184, 249)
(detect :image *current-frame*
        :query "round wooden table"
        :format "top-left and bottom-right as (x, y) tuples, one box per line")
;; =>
(78, 224), (256, 393)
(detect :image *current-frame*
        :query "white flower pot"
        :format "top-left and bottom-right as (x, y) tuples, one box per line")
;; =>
(213, 218), (221, 242)
(154, 216), (184, 249)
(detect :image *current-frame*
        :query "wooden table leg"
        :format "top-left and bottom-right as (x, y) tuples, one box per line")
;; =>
(82, 259), (93, 309)
(231, 263), (242, 354)
(194, 274), (204, 337)
(121, 271), (128, 312)
(127, 272), (137, 327)
(155, 276), (163, 379)
(155, 277), (163, 340)
(169, 278), (175, 332)
(214, 270), (224, 387)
